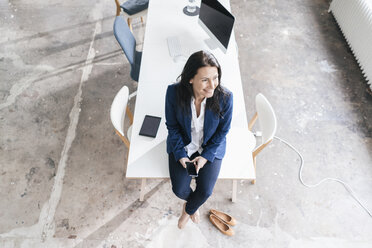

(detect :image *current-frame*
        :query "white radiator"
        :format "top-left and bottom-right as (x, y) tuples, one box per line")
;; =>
(329, 0), (372, 90)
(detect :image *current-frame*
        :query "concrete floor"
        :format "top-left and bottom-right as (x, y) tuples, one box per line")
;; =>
(1, 0), (372, 247)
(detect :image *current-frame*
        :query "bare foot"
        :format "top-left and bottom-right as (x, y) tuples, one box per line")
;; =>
(178, 203), (190, 229)
(190, 209), (200, 224)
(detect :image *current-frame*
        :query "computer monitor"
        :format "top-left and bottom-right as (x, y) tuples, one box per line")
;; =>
(198, 0), (235, 53)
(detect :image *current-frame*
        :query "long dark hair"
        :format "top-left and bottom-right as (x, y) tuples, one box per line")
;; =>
(176, 50), (229, 116)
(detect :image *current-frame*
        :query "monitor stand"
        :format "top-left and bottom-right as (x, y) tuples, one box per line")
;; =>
(204, 37), (219, 50)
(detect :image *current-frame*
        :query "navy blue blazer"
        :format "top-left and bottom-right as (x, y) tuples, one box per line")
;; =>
(165, 83), (233, 163)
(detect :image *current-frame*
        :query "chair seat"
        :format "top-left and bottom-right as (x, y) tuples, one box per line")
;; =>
(127, 125), (133, 142)
(131, 50), (142, 82)
(121, 0), (149, 15)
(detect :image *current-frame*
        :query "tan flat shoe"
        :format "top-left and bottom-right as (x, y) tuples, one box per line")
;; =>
(209, 213), (234, 236)
(190, 209), (200, 224)
(178, 203), (190, 229)
(210, 209), (237, 226)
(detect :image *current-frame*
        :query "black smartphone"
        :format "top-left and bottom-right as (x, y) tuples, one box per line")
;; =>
(186, 162), (198, 177)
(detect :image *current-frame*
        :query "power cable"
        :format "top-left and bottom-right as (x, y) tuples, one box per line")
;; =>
(256, 133), (372, 218)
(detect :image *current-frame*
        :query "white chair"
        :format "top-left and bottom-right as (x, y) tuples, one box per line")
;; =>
(248, 93), (277, 184)
(115, 0), (148, 32)
(110, 86), (136, 149)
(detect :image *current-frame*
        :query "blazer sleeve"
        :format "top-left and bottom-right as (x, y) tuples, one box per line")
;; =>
(201, 92), (233, 162)
(165, 86), (188, 161)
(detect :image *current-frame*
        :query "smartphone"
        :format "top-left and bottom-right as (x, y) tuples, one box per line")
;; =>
(186, 162), (198, 177)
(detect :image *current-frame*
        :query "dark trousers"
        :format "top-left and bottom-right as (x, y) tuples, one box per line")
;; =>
(168, 152), (222, 215)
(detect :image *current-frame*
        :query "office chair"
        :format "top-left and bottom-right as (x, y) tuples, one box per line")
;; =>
(114, 1), (143, 82)
(248, 93), (277, 184)
(110, 85), (136, 150)
(115, 0), (148, 32)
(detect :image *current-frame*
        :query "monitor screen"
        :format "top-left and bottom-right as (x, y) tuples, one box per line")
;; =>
(199, 0), (235, 52)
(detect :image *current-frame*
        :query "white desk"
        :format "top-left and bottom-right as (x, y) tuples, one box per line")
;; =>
(126, 0), (256, 201)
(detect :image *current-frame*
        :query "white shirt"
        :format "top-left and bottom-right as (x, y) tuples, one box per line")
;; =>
(185, 97), (207, 157)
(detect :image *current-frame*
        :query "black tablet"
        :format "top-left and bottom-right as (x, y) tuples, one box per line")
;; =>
(139, 115), (161, 138)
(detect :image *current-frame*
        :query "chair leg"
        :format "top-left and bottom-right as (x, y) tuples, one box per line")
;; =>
(251, 157), (257, 184)
(127, 18), (133, 31)
(141, 16), (144, 23)
(140, 178), (146, 201)
(124, 149), (129, 176)
(232, 180), (237, 202)
(115, 130), (130, 149)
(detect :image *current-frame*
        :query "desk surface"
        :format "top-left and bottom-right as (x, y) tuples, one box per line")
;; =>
(126, 0), (256, 180)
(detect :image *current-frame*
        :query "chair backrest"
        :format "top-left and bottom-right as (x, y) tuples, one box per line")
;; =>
(110, 85), (129, 136)
(256, 93), (277, 145)
(113, 16), (142, 81)
(121, 0), (149, 15)
(113, 16), (136, 66)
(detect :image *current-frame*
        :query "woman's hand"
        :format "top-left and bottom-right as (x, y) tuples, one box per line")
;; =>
(179, 157), (191, 169)
(191, 156), (208, 174)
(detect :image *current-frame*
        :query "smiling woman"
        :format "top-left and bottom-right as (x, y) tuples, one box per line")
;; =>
(165, 50), (233, 229)
(175, 50), (230, 118)
(190, 66), (219, 103)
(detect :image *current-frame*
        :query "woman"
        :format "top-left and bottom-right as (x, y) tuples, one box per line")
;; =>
(165, 50), (233, 229)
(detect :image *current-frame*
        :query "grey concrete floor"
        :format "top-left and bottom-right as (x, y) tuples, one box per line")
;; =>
(1, 0), (372, 247)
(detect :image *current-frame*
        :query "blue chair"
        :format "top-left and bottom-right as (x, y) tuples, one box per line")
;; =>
(115, 0), (148, 32)
(113, 14), (142, 82)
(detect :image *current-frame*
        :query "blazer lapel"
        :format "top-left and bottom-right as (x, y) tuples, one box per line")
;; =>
(183, 109), (192, 141)
(203, 108), (218, 144)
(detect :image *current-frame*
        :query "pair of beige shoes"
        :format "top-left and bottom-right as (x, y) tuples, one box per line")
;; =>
(209, 209), (237, 236)
(178, 203), (200, 229)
